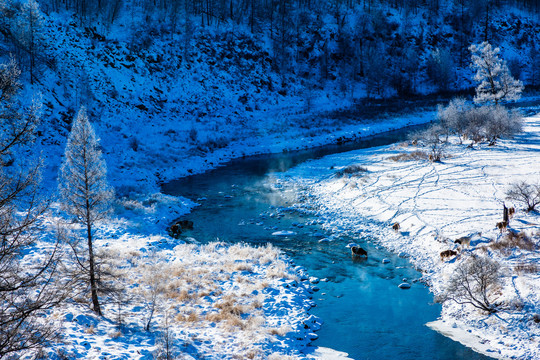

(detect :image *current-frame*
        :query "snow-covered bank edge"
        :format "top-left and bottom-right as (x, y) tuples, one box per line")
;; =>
(135, 110), (438, 194)
(426, 321), (508, 360)
(281, 114), (540, 359)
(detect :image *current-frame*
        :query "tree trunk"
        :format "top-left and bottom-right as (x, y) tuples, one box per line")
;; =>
(87, 208), (102, 315)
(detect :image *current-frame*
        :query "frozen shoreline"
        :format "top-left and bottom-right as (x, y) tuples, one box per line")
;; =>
(426, 320), (505, 360)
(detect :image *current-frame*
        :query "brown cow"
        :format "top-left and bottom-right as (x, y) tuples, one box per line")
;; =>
(440, 249), (458, 261)
(351, 246), (368, 257)
(496, 221), (507, 233)
(392, 222), (400, 232)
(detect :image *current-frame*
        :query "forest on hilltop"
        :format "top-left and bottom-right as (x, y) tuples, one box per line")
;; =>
(2, 0), (540, 100)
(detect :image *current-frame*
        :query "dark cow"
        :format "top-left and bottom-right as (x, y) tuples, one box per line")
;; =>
(351, 246), (368, 257)
(168, 220), (194, 238)
(440, 249), (458, 261)
(496, 221), (507, 233)
(392, 222), (400, 232)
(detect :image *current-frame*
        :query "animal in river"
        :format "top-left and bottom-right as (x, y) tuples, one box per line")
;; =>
(454, 236), (471, 248)
(392, 222), (400, 232)
(168, 220), (194, 238)
(351, 246), (368, 257)
(496, 221), (507, 233)
(177, 220), (194, 230)
(440, 249), (458, 261)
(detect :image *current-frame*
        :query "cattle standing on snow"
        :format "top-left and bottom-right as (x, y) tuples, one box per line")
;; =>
(440, 249), (458, 261)
(392, 222), (400, 232)
(454, 237), (471, 248)
(496, 221), (507, 233)
(351, 246), (368, 257)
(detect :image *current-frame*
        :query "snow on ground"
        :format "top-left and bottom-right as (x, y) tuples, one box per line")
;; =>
(280, 115), (540, 359)
(23, 193), (328, 360)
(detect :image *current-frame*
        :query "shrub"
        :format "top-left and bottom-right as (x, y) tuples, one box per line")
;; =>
(442, 256), (502, 314)
(506, 181), (540, 212)
(438, 98), (472, 143)
(415, 125), (447, 162)
(437, 99), (523, 145)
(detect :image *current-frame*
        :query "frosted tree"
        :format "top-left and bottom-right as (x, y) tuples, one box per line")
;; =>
(58, 107), (114, 316)
(469, 42), (523, 105)
(0, 59), (66, 358)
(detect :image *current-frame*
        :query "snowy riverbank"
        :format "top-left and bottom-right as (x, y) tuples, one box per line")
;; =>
(26, 192), (334, 360)
(281, 114), (540, 359)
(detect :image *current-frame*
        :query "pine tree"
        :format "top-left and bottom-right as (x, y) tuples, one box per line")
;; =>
(469, 41), (523, 105)
(58, 107), (114, 316)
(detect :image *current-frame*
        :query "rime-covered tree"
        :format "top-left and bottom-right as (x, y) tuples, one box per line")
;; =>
(58, 107), (114, 316)
(0, 58), (64, 358)
(470, 42), (524, 105)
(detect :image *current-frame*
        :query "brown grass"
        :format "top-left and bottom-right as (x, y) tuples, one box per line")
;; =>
(234, 263), (254, 272)
(109, 331), (122, 338)
(489, 231), (536, 255)
(388, 151), (429, 162)
(335, 164), (368, 178)
(268, 325), (292, 337)
(514, 262), (539, 274)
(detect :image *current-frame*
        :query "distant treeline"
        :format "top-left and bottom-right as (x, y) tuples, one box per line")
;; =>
(4, 0), (540, 97)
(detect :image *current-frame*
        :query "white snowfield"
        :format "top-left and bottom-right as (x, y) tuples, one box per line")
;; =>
(284, 115), (540, 360)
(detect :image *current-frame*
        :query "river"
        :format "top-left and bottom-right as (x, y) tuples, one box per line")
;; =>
(162, 126), (493, 360)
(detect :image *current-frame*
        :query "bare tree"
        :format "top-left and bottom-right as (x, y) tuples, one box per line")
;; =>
(437, 98), (472, 143)
(58, 107), (114, 316)
(442, 256), (502, 314)
(506, 181), (540, 212)
(0, 59), (64, 358)
(419, 124), (446, 162)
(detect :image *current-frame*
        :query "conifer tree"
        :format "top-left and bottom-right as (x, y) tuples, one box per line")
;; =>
(58, 107), (114, 316)
(469, 42), (523, 105)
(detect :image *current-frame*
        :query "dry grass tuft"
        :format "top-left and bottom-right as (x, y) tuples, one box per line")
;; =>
(334, 164), (368, 178)
(269, 324), (292, 337)
(234, 262), (254, 272)
(108, 331), (122, 338)
(490, 231), (536, 255)
(514, 262), (539, 274)
(388, 150), (429, 162)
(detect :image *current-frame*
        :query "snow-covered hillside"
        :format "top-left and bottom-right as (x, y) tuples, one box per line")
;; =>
(2, 1), (540, 195)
